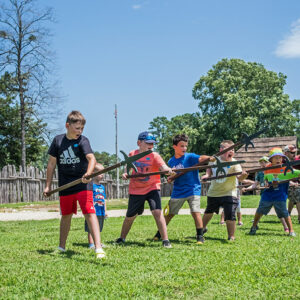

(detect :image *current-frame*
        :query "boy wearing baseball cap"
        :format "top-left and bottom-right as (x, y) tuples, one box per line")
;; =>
(115, 131), (174, 248)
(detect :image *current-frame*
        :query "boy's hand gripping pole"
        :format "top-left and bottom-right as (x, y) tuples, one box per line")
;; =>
(44, 150), (152, 197)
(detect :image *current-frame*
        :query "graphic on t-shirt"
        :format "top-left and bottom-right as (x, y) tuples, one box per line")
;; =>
(134, 161), (151, 182)
(60, 145), (80, 164)
(212, 165), (230, 184)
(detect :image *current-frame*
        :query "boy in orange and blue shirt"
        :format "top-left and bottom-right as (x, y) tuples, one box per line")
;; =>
(249, 147), (300, 236)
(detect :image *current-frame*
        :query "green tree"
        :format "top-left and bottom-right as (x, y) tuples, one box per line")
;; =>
(94, 151), (120, 179)
(149, 113), (206, 162)
(192, 58), (297, 153)
(0, 0), (56, 169)
(0, 72), (47, 168)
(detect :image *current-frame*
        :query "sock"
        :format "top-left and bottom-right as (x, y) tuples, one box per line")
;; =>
(196, 228), (203, 236)
(89, 243), (95, 248)
(155, 231), (161, 238)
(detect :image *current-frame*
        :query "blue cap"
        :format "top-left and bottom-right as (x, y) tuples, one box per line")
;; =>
(138, 131), (157, 143)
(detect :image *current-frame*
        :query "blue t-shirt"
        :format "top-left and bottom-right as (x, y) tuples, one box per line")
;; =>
(93, 183), (106, 216)
(168, 153), (201, 198)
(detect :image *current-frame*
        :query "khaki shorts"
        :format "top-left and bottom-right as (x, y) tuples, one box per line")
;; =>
(288, 187), (300, 204)
(169, 195), (201, 215)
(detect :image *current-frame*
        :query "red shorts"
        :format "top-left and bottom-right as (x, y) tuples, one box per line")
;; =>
(59, 191), (95, 215)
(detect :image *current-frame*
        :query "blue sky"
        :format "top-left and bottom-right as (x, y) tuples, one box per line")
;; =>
(45, 0), (300, 156)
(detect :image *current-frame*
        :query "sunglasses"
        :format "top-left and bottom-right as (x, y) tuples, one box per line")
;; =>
(143, 135), (156, 141)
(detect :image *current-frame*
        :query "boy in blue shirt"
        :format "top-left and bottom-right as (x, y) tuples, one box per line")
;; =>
(84, 163), (108, 248)
(153, 134), (214, 244)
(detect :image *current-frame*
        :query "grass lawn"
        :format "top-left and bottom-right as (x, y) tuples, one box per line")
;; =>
(0, 215), (299, 299)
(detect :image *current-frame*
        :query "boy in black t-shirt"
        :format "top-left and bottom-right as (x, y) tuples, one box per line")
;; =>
(43, 111), (106, 259)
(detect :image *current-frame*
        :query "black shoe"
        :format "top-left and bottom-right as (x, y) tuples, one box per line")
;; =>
(162, 240), (172, 248)
(196, 235), (205, 244)
(115, 237), (125, 245)
(153, 231), (161, 241)
(249, 226), (258, 235)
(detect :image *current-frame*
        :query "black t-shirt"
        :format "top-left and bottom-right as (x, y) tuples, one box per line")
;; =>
(48, 134), (93, 196)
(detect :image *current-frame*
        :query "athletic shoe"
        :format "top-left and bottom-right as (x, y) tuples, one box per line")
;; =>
(196, 235), (205, 244)
(51, 246), (66, 255)
(249, 226), (258, 235)
(228, 237), (235, 242)
(203, 228), (208, 235)
(238, 222), (243, 226)
(95, 248), (106, 259)
(219, 221), (225, 225)
(162, 240), (172, 248)
(88, 243), (95, 249)
(289, 232), (296, 237)
(153, 231), (161, 241)
(115, 237), (126, 245)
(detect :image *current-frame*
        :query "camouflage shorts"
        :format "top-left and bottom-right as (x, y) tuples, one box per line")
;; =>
(288, 187), (300, 204)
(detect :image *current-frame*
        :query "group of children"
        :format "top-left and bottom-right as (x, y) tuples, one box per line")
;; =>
(43, 110), (300, 259)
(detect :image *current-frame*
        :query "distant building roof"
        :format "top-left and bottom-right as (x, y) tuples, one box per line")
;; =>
(235, 136), (298, 170)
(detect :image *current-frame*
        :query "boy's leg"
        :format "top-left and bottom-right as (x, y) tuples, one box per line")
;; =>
(88, 233), (94, 244)
(284, 216), (294, 233)
(202, 213), (214, 228)
(152, 209), (168, 240)
(191, 212), (203, 228)
(252, 213), (263, 227)
(296, 202), (300, 222)
(223, 196), (238, 240)
(120, 215), (137, 239)
(59, 214), (73, 249)
(85, 213), (101, 248)
(288, 199), (294, 215)
(220, 210), (225, 224)
(203, 196), (220, 229)
(274, 201), (295, 235)
(280, 217), (289, 232)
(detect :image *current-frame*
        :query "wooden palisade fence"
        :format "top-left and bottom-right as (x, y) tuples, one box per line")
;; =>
(0, 165), (210, 204)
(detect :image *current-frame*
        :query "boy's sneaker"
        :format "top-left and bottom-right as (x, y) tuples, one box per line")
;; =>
(196, 235), (205, 244)
(115, 237), (126, 245)
(95, 248), (106, 259)
(238, 222), (243, 226)
(153, 231), (161, 241)
(289, 232), (296, 237)
(51, 246), (66, 255)
(88, 243), (95, 249)
(162, 240), (172, 248)
(228, 236), (235, 242)
(249, 226), (258, 235)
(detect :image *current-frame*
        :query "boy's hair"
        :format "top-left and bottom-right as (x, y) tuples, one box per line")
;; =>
(173, 134), (189, 145)
(66, 111), (86, 125)
(220, 140), (234, 149)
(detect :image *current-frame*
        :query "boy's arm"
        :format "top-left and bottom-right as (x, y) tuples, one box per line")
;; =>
(237, 170), (248, 182)
(198, 155), (215, 164)
(82, 153), (96, 183)
(160, 164), (174, 176)
(43, 155), (57, 196)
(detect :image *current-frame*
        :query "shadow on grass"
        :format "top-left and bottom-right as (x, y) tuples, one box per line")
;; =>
(37, 249), (77, 258)
(73, 242), (88, 248)
(106, 240), (158, 247)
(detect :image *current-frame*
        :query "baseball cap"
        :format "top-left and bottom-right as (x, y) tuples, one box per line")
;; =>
(283, 144), (297, 153)
(138, 131), (157, 143)
(258, 156), (269, 162)
(268, 147), (286, 161)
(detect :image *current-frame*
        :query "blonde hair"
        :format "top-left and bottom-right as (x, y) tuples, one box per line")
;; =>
(220, 140), (234, 149)
(66, 111), (86, 125)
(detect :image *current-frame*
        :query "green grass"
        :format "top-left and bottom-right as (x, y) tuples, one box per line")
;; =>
(0, 215), (299, 299)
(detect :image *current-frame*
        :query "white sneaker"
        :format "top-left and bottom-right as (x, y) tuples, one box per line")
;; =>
(289, 232), (296, 237)
(95, 247), (106, 259)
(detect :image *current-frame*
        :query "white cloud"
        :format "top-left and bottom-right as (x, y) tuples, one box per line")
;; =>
(275, 19), (300, 58)
(132, 4), (142, 10)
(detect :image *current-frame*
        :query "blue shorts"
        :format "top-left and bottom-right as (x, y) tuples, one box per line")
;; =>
(256, 201), (289, 218)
